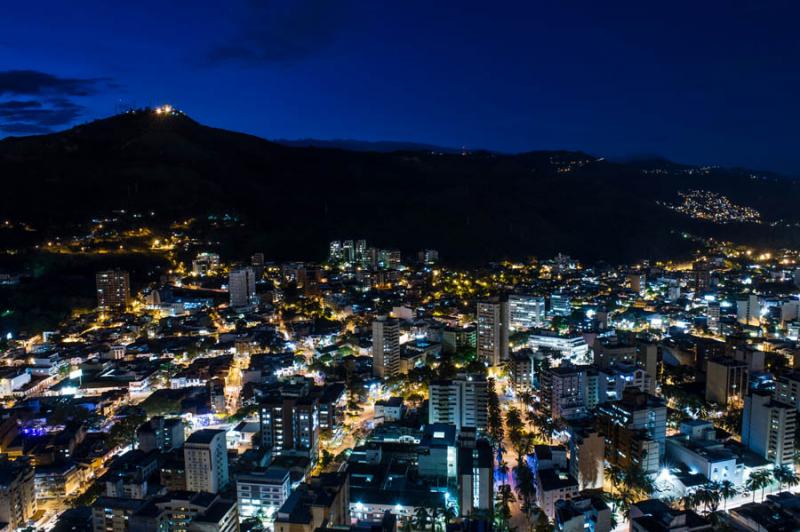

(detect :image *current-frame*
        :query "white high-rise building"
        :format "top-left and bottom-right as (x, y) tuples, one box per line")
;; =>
(477, 298), (509, 366)
(736, 294), (761, 326)
(328, 241), (342, 263)
(355, 240), (368, 265)
(372, 317), (400, 378)
(508, 294), (546, 330)
(184, 429), (229, 494)
(742, 391), (796, 466)
(237, 468), (291, 520)
(229, 267), (257, 307)
(428, 374), (488, 431)
(707, 302), (720, 333)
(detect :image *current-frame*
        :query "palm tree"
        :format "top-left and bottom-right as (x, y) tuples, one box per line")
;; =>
(513, 455), (535, 514)
(680, 492), (699, 512)
(498, 459), (510, 487)
(772, 464), (800, 491)
(695, 483), (721, 515)
(519, 390), (534, 405)
(442, 504), (457, 526)
(745, 469), (772, 503)
(494, 484), (515, 532)
(428, 504), (440, 532)
(719, 480), (738, 510)
(414, 505), (430, 531)
(511, 431), (533, 459)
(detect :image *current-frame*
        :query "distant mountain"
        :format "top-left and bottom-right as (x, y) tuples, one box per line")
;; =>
(1, 110), (799, 264)
(274, 138), (464, 154)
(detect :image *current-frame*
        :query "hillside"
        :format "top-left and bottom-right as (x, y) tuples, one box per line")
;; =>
(2, 110), (799, 264)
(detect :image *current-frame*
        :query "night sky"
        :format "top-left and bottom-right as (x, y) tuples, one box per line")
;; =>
(2, 0), (799, 173)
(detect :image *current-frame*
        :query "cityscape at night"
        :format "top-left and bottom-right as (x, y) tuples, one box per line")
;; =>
(3, 2), (800, 532)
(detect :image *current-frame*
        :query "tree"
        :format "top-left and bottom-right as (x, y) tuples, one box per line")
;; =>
(772, 464), (799, 491)
(69, 480), (103, 507)
(498, 459), (510, 487)
(605, 462), (653, 520)
(442, 504), (457, 526)
(487, 378), (504, 448)
(719, 480), (738, 510)
(680, 492), (699, 512)
(107, 412), (146, 449)
(320, 449), (334, 468)
(513, 456), (536, 514)
(532, 510), (551, 532)
(745, 469), (772, 503)
(494, 485), (515, 532)
(511, 431), (534, 462)
(693, 483), (721, 515)
(414, 505), (430, 531)
(429, 504), (440, 532)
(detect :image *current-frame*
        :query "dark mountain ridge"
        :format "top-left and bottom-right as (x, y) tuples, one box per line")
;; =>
(2, 110), (799, 264)
(274, 138), (465, 154)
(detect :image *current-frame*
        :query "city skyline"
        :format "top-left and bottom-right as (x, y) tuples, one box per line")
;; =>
(3, 4), (800, 532)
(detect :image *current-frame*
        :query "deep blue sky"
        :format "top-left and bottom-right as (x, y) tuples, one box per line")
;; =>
(1, 0), (799, 173)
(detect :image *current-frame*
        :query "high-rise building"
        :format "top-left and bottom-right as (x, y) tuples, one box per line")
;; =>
(251, 252), (265, 267)
(456, 436), (493, 517)
(776, 371), (800, 411)
(418, 249), (439, 265)
(259, 395), (320, 459)
(637, 343), (658, 383)
(328, 241), (342, 263)
(428, 374), (488, 430)
(342, 240), (355, 264)
(136, 416), (185, 453)
(540, 363), (590, 420)
(192, 252), (220, 276)
(508, 294), (546, 330)
(693, 261), (712, 293)
(737, 294), (761, 326)
(596, 363), (652, 403)
(372, 317), (400, 378)
(274, 473), (350, 532)
(477, 298), (509, 366)
(593, 337), (637, 369)
(0, 457), (35, 530)
(229, 267), (257, 307)
(667, 284), (681, 302)
(355, 240), (368, 265)
(509, 350), (535, 393)
(549, 293), (571, 317)
(377, 249), (401, 269)
(705, 358), (748, 406)
(596, 389), (666, 473)
(742, 391), (796, 466)
(184, 429), (229, 494)
(566, 422), (605, 491)
(707, 302), (721, 334)
(237, 468), (291, 520)
(96, 269), (131, 311)
(627, 273), (645, 293)
(127, 492), (239, 532)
